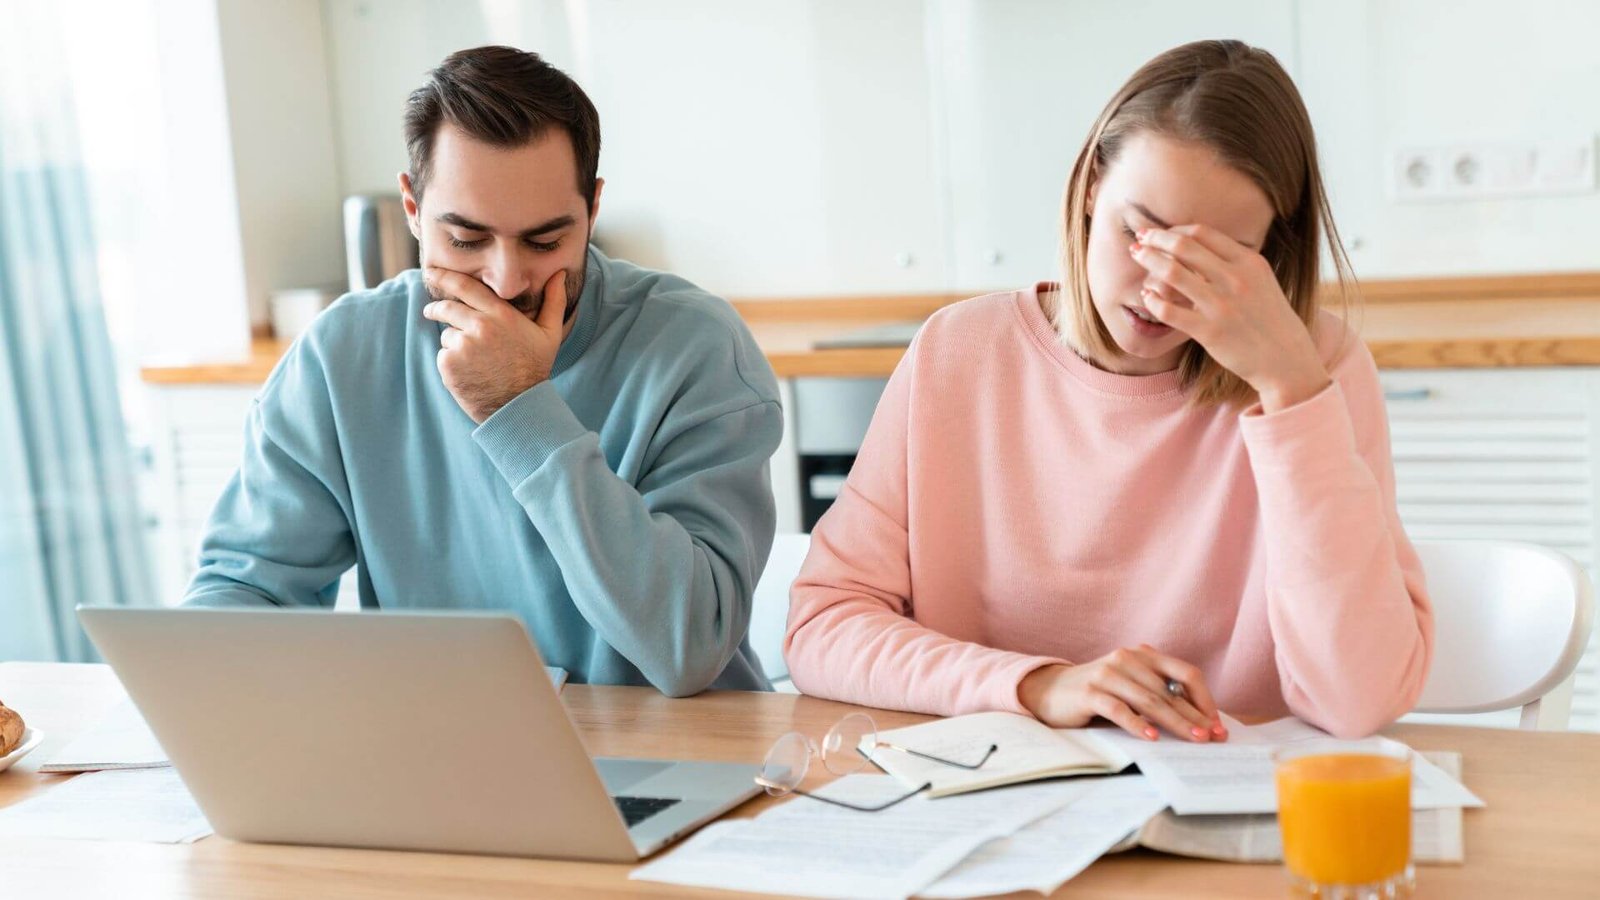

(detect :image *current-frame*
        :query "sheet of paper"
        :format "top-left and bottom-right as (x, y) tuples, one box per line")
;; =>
(39, 700), (169, 773)
(0, 767), (212, 843)
(631, 775), (1088, 900)
(917, 775), (1167, 898)
(1097, 716), (1483, 815)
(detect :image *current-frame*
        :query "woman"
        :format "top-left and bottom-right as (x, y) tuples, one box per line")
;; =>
(783, 40), (1431, 741)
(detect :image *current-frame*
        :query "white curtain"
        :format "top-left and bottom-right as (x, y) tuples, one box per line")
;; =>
(0, 1), (155, 660)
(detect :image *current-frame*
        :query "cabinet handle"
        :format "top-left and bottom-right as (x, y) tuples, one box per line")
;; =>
(1383, 388), (1433, 402)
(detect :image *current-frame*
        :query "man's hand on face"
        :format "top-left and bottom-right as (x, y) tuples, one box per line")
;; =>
(422, 266), (568, 424)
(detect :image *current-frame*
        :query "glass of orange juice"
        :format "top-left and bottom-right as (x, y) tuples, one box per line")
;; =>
(1275, 740), (1414, 898)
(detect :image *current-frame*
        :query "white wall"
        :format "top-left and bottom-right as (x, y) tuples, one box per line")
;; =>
(931, 0), (1299, 290)
(1297, 0), (1600, 277)
(575, 0), (950, 295)
(323, 0), (536, 196)
(139, 0), (253, 366)
(315, 0), (1600, 298)
(216, 0), (347, 327)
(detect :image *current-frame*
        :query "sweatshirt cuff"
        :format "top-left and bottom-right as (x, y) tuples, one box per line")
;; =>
(995, 655), (1073, 717)
(472, 381), (591, 488)
(1237, 380), (1357, 476)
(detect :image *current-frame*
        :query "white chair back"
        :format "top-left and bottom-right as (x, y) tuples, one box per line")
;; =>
(1411, 540), (1595, 730)
(749, 533), (811, 688)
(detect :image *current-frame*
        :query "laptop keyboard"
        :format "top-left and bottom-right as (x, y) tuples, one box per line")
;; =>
(613, 795), (681, 828)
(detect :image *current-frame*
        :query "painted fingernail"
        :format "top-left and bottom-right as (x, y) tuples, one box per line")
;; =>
(1213, 724), (1228, 738)
(1128, 241), (1142, 255)
(1144, 727), (1159, 741)
(1191, 727), (1208, 740)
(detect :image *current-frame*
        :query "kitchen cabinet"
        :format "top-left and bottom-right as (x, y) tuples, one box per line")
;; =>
(575, 0), (951, 297)
(144, 385), (360, 610)
(1381, 368), (1600, 731)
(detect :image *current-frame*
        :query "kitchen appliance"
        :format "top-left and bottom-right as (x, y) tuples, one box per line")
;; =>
(793, 377), (890, 530)
(343, 194), (420, 293)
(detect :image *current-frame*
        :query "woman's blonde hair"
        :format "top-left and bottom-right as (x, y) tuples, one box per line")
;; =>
(1050, 39), (1354, 407)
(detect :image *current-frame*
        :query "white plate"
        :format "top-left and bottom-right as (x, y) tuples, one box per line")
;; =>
(0, 727), (44, 773)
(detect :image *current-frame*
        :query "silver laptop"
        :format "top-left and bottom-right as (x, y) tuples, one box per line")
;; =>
(77, 607), (760, 861)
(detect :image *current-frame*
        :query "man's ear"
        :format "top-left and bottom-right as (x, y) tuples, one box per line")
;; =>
(588, 176), (604, 226)
(398, 172), (422, 240)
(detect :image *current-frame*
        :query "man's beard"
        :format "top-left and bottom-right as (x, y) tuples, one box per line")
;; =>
(507, 264), (585, 322)
(423, 256), (586, 324)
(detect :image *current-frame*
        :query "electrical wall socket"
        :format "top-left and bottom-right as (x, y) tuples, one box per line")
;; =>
(1392, 138), (1595, 202)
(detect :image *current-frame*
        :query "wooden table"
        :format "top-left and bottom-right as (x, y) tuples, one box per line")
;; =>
(2, 662), (1597, 898)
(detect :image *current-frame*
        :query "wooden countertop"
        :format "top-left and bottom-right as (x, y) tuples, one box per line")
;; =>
(4, 661), (1598, 898)
(140, 273), (1600, 384)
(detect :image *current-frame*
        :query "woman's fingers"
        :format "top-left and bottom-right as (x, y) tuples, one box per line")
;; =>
(1088, 692), (1159, 742)
(1135, 644), (1224, 734)
(1130, 241), (1219, 308)
(1093, 668), (1212, 741)
(1110, 656), (1215, 732)
(1142, 286), (1203, 334)
(1135, 226), (1234, 280)
(1163, 223), (1249, 263)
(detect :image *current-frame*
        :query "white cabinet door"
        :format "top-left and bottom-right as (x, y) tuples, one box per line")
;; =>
(928, 0), (1299, 292)
(576, 0), (949, 297)
(146, 385), (360, 610)
(1383, 368), (1600, 731)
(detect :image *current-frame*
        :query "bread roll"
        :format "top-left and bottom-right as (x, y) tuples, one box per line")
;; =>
(0, 704), (23, 756)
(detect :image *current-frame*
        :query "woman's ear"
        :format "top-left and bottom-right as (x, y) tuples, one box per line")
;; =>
(1084, 161), (1102, 218)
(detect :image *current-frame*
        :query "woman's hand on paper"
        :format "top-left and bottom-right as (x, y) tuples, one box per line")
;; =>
(1018, 645), (1228, 742)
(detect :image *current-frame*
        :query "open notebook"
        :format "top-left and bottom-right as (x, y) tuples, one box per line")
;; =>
(865, 711), (1133, 798)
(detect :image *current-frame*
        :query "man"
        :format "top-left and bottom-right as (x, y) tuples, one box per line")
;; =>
(185, 45), (783, 696)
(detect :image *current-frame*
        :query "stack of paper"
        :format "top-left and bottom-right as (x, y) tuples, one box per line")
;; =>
(40, 701), (169, 773)
(1125, 750), (1465, 864)
(917, 776), (1168, 898)
(636, 714), (1485, 900)
(632, 775), (1115, 900)
(1093, 715), (1484, 815)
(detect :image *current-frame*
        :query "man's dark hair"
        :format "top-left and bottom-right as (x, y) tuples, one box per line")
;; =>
(404, 45), (601, 209)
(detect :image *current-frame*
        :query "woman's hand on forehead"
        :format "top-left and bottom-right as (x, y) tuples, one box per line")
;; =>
(1129, 224), (1330, 413)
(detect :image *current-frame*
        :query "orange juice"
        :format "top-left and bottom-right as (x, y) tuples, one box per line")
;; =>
(1276, 752), (1411, 887)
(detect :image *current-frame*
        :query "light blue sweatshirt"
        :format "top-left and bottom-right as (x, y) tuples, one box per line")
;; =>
(185, 247), (782, 695)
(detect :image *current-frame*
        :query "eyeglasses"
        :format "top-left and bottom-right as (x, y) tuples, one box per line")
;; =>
(756, 712), (998, 812)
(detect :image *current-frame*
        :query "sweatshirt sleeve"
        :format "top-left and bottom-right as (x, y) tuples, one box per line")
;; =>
(1240, 338), (1433, 737)
(183, 334), (357, 609)
(472, 379), (782, 698)
(784, 338), (1068, 717)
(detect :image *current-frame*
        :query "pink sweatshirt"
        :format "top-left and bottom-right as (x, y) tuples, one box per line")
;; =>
(784, 285), (1433, 738)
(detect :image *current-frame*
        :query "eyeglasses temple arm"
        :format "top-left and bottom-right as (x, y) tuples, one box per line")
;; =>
(791, 782), (931, 813)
